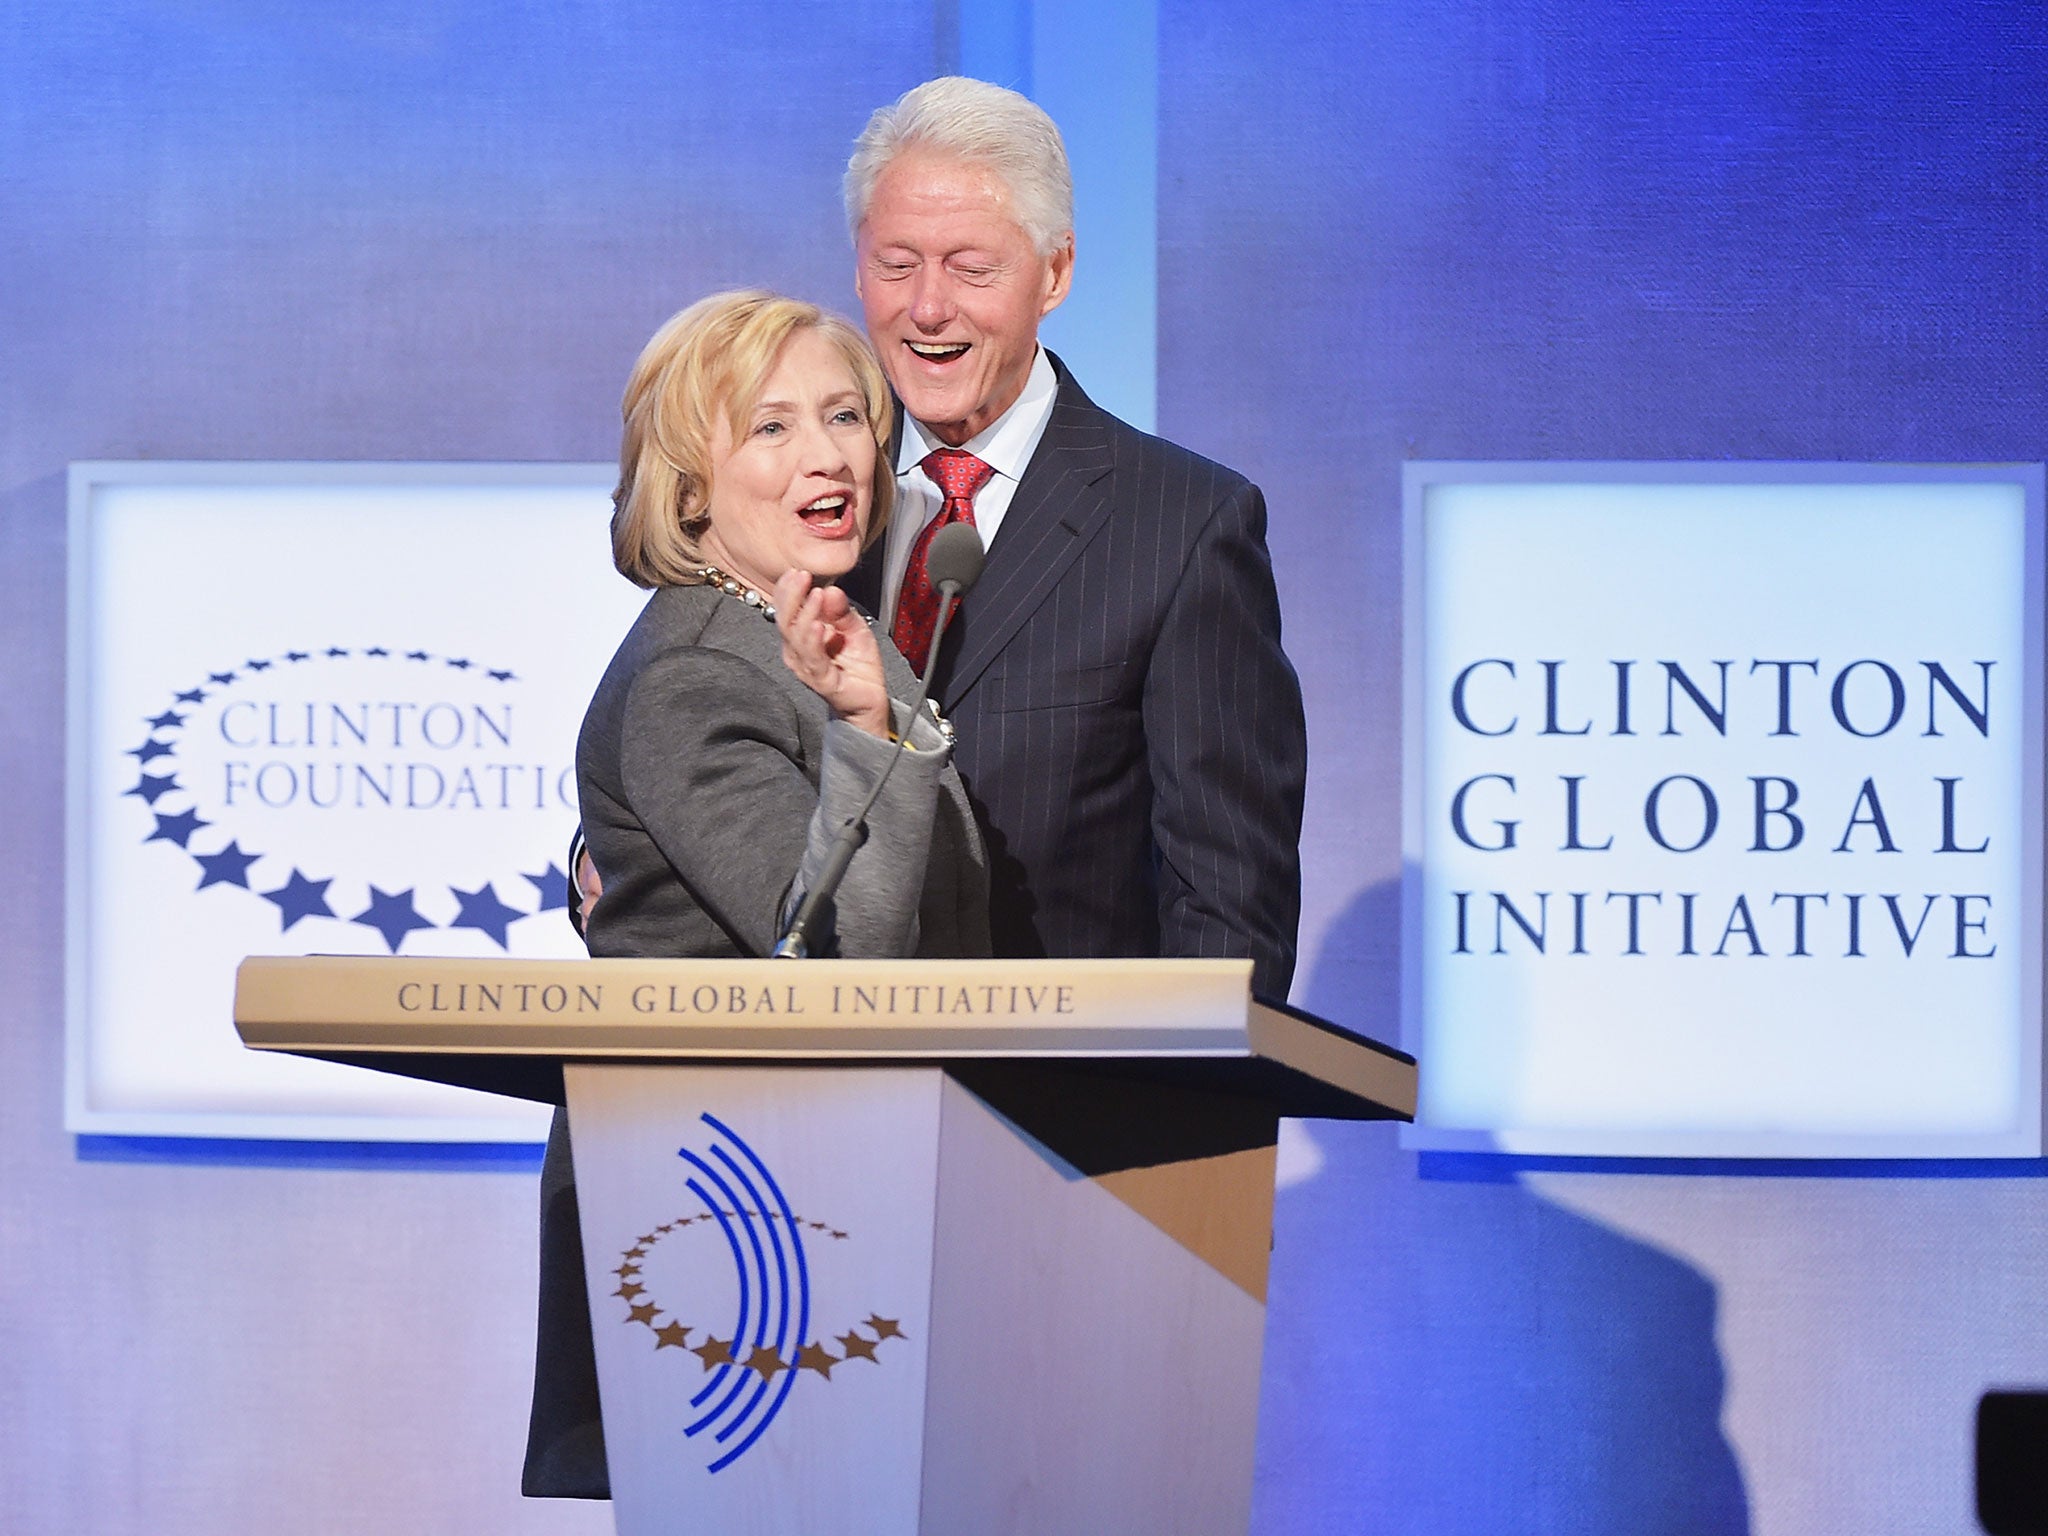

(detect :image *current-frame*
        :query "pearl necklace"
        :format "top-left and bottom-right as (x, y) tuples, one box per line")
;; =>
(689, 565), (955, 743)
(690, 565), (776, 622)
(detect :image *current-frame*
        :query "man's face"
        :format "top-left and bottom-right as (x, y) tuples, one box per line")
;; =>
(855, 150), (1073, 447)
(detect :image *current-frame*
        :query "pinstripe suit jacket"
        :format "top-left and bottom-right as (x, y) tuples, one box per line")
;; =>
(847, 358), (1307, 998)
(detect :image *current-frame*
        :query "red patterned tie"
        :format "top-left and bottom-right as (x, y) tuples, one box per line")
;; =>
(893, 448), (994, 675)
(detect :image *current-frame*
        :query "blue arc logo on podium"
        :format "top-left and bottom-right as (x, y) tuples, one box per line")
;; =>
(611, 1114), (906, 1473)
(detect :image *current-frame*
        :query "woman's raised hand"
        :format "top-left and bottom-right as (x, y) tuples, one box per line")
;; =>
(774, 571), (891, 739)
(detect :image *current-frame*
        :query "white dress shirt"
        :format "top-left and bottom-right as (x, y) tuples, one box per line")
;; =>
(877, 346), (1061, 626)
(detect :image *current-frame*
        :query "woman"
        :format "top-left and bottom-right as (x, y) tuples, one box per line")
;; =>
(525, 291), (989, 1500)
(581, 289), (987, 962)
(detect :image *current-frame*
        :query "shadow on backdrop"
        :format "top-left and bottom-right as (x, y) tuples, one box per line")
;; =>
(1254, 876), (1750, 1536)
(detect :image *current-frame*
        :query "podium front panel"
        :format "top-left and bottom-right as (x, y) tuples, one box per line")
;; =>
(566, 1065), (944, 1535)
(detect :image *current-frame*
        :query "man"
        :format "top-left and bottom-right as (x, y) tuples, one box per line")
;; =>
(843, 77), (1307, 998)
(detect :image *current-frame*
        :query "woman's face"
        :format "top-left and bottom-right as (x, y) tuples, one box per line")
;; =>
(698, 328), (877, 595)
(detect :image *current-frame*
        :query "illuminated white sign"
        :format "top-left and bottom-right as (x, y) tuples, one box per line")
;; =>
(67, 463), (645, 1140)
(1402, 465), (2044, 1157)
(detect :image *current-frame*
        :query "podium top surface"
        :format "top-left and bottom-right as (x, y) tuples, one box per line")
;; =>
(234, 955), (1416, 1122)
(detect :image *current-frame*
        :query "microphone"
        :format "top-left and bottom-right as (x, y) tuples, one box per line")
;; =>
(772, 522), (986, 958)
(921, 520), (987, 600)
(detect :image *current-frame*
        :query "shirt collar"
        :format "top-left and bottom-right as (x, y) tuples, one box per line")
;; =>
(896, 346), (1058, 482)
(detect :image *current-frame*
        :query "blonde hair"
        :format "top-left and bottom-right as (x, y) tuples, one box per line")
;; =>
(611, 290), (895, 589)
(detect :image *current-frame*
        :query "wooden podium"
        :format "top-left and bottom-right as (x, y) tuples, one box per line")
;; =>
(235, 956), (1415, 1536)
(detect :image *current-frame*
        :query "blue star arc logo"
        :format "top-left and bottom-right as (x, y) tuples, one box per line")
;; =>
(261, 869), (334, 931)
(148, 808), (210, 848)
(123, 645), (563, 953)
(354, 886), (436, 951)
(125, 772), (181, 806)
(618, 1116), (905, 1475)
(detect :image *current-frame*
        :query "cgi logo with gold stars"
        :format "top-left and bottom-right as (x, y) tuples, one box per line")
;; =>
(612, 1113), (906, 1473)
(120, 644), (579, 953)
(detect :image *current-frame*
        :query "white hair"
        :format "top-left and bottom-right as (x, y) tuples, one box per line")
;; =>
(844, 76), (1074, 256)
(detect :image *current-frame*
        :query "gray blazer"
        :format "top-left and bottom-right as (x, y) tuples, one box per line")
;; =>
(523, 581), (989, 1500)
(578, 581), (987, 961)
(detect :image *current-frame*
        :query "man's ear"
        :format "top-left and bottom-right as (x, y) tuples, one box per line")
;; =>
(1040, 233), (1075, 317)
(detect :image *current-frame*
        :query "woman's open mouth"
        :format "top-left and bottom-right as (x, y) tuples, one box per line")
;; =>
(798, 493), (855, 535)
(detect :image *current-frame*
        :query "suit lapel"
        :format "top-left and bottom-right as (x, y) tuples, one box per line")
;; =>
(843, 534), (887, 616)
(935, 372), (1118, 705)
(839, 402), (905, 617)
